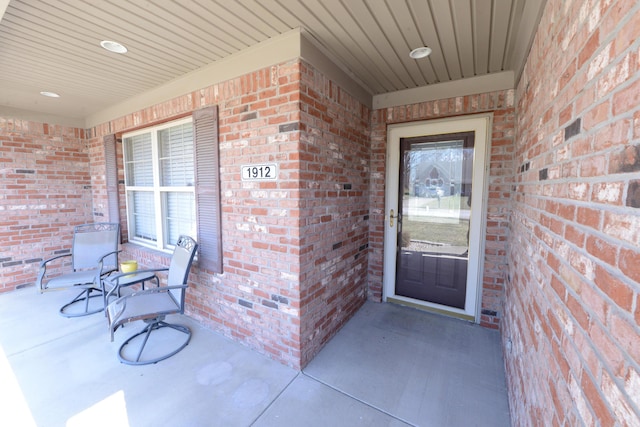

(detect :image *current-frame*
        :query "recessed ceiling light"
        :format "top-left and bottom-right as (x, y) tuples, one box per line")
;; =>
(40, 91), (60, 98)
(100, 40), (128, 54)
(409, 46), (432, 59)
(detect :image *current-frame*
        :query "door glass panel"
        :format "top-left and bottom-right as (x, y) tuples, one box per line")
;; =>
(395, 132), (474, 309)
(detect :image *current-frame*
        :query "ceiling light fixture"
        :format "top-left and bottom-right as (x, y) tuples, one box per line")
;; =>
(100, 40), (128, 54)
(409, 46), (432, 59)
(40, 91), (60, 98)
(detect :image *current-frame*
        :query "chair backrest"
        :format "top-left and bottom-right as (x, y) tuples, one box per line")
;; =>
(167, 235), (198, 311)
(72, 223), (120, 271)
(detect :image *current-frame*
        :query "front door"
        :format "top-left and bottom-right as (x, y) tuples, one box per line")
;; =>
(396, 132), (474, 309)
(383, 115), (491, 321)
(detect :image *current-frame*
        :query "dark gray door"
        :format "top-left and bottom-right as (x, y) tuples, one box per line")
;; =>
(395, 132), (475, 309)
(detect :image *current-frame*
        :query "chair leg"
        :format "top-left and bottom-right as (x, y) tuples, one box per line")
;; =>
(117, 320), (191, 365)
(59, 288), (104, 317)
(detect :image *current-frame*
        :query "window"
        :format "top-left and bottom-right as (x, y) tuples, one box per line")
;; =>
(109, 106), (222, 272)
(123, 118), (196, 250)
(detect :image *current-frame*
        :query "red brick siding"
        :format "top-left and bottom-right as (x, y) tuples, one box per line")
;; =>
(87, 62), (304, 367)
(369, 91), (516, 328)
(214, 63), (302, 367)
(505, 0), (640, 424)
(297, 62), (371, 366)
(86, 60), (370, 369)
(0, 118), (92, 292)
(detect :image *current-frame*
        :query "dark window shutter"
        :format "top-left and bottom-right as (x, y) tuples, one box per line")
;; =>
(104, 134), (120, 224)
(193, 106), (223, 273)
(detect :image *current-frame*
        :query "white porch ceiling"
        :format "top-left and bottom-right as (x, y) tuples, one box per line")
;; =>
(0, 0), (545, 124)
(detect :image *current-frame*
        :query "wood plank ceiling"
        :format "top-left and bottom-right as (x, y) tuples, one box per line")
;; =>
(0, 0), (545, 122)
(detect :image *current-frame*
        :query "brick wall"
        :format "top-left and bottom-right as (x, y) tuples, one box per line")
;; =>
(297, 62), (371, 366)
(86, 59), (369, 369)
(87, 61), (304, 367)
(505, 0), (640, 424)
(214, 62), (303, 367)
(0, 118), (92, 292)
(369, 91), (516, 328)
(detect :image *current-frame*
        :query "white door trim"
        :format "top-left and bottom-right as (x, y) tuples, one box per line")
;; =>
(382, 113), (493, 323)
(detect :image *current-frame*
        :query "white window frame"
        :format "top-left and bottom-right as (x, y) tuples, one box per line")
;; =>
(122, 117), (196, 252)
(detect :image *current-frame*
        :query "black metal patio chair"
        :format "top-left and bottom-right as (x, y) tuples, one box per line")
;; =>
(36, 223), (120, 317)
(105, 235), (198, 365)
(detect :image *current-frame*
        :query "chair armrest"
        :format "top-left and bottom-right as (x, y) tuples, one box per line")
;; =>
(36, 253), (72, 293)
(127, 283), (187, 298)
(39, 253), (71, 268)
(106, 283), (187, 342)
(97, 249), (120, 262)
(96, 250), (121, 276)
(107, 296), (128, 342)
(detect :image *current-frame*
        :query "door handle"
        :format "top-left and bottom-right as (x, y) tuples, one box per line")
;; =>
(390, 209), (397, 227)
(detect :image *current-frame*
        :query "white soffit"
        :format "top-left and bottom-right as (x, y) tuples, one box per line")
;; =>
(0, 0), (545, 126)
(0, 0), (8, 20)
(85, 29), (304, 128)
(372, 71), (515, 110)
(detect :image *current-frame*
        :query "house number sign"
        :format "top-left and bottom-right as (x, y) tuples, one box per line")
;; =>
(241, 163), (278, 181)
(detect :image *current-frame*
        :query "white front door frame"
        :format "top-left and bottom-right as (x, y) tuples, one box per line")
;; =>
(382, 113), (493, 322)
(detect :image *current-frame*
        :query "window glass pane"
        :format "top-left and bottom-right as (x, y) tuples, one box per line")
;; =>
(164, 192), (196, 246)
(130, 191), (156, 242)
(158, 123), (194, 187)
(123, 118), (197, 251)
(124, 133), (153, 186)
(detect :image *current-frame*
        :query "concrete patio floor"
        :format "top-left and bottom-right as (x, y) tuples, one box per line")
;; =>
(0, 287), (511, 426)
